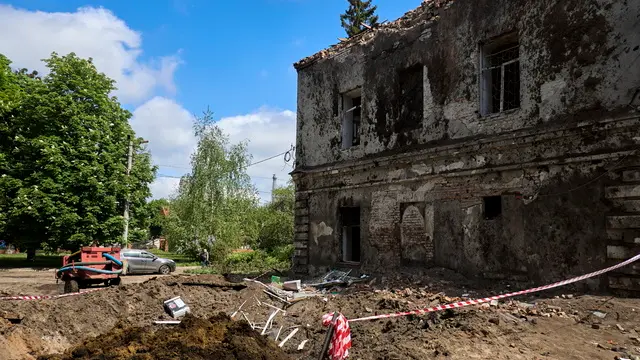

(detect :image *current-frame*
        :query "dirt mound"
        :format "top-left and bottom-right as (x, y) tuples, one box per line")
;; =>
(1, 275), (261, 357)
(3, 270), (640, 360)
(38, 313), (291, 360)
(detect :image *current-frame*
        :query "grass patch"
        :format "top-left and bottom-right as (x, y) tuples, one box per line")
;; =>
(185, 250), (291, 275)
(0, 253), (64, 269)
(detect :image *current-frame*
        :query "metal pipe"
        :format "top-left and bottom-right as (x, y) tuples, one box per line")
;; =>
(318, 312), (339, 360)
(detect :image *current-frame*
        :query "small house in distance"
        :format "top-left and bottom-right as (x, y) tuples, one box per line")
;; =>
(290, 0), (640, 292)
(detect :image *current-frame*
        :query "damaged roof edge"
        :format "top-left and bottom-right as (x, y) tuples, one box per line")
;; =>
(292, 0), (455, 71)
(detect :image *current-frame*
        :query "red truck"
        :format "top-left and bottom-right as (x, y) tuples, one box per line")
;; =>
(56, 246), (124, 293)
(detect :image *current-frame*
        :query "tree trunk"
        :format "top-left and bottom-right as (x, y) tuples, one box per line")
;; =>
(26, 247), (36, 261)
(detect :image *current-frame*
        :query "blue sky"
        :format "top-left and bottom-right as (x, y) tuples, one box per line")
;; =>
(0, 0), (421, 200)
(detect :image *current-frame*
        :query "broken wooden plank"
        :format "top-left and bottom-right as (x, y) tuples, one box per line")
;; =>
(241, 311), (253, 329)
(278, 328), (299, 348)
(230, 299), (248, 319)
(262, 310), (278, 335)
(263, 290), (291, 305)
(263, 302), (286, 315)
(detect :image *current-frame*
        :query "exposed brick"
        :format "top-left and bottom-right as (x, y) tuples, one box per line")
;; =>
(294, 241), (308, 249)
(295, 215), (309, 225)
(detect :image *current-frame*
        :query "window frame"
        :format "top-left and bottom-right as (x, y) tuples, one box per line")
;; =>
(480, 33), (521, 117)
(340, 87), (362, 149)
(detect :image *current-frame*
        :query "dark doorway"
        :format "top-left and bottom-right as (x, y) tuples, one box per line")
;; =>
(340, 207), (361, 262)
(483, 196), (502, 220)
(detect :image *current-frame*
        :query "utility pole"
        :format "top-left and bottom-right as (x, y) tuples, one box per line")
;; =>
(123, 137), (148, 246)
(272, 174), (277, 202)
(123, 136), (134, 245)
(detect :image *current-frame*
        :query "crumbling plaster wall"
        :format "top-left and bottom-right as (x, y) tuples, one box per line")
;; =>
(301, 158), (618, 288)
(294, 0), (640, 169)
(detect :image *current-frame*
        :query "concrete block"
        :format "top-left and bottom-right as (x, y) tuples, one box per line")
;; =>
(294, 241), (308, 249)
(605, 185), (640, 199)
(611, 199), (640, 213)
(607, 245), (636, 260)
(622, 169), (640, 182)
(608, 275), (640, 291)
(607, 215), (640, 229)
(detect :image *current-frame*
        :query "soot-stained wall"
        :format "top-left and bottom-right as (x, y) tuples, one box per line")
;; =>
(292, 0), (640, 290)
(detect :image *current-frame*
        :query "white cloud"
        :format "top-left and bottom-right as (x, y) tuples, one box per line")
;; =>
(0, 4), (297, 202)
(0, 5), (180, 104)
(130, 97), (197, 169)
(218, 108), (297, 202)
(138, 102), (297, 201)
(150, 176), (181, 200)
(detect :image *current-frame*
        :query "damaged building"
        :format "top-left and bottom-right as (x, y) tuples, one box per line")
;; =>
(290, 0), (640, 291)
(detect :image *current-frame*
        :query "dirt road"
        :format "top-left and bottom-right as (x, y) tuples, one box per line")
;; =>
(0, 266), (199, 297)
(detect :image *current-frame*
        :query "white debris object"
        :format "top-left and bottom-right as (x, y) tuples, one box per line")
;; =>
(278, 328), (299, 347)
(297, 339), (308, 350)
(164, 296), (190, 318)
(283, 280), (302, 291)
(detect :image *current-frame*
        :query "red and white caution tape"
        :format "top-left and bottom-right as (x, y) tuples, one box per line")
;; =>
(0, 287), (106, 301)
(322, 253), (640, 359)
(322, 312), (352, 360)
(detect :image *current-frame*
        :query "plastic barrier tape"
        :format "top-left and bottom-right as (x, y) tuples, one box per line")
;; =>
(0, 287), (105, 301)
(321, 253), (640, 359)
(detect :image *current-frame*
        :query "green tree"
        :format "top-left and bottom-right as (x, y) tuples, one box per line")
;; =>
(0, 52), (156, 256)
(164, 108), (259, 260)
(340, 0), (379, 37)
(147, 198), (170, 238)
(253, 183), (294, 260)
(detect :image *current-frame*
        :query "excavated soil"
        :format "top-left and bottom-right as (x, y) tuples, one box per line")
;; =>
(1, 270), (640, 360)
(38, 313), (291, 360)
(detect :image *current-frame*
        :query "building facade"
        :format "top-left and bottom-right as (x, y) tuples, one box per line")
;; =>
(291, 0), (640, 291)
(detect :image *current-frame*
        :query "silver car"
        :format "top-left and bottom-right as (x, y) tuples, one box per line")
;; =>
(121, 250), (176, 275)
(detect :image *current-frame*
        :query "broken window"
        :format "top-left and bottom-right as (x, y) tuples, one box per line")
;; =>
(483, 196), (502, 220)
(341, 88), (362, 149)
(398, 64), (424, 127)
(340, 207), (361, 262)
(480, 33), (520, 116)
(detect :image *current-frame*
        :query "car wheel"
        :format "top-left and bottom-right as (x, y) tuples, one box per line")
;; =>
(159, 265), (170, 275)
(64, 279), (79, 294)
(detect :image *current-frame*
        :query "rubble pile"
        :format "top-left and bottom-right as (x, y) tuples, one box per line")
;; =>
(2, 271), (640, 360)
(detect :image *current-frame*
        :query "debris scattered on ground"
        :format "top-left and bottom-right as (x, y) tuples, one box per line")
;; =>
(164, 296), (190, 318)
(3, 270), (640, 360)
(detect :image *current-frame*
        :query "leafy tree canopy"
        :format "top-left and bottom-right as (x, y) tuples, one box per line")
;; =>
(164, 108), (259, 260)
(147, 198), (170, 239)
(0, 52), (156, 253)
(340, 0), (379, 37)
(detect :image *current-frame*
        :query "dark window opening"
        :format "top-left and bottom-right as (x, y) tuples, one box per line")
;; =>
(340, 207), (361, 262)
(398, 64), (424, 128)
(481, 34), (520, 116)
(483, 196), (502, 220)
(341, 88), (362, 149)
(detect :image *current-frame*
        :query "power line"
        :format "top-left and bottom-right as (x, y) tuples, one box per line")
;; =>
(154, 146), (295, 174)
